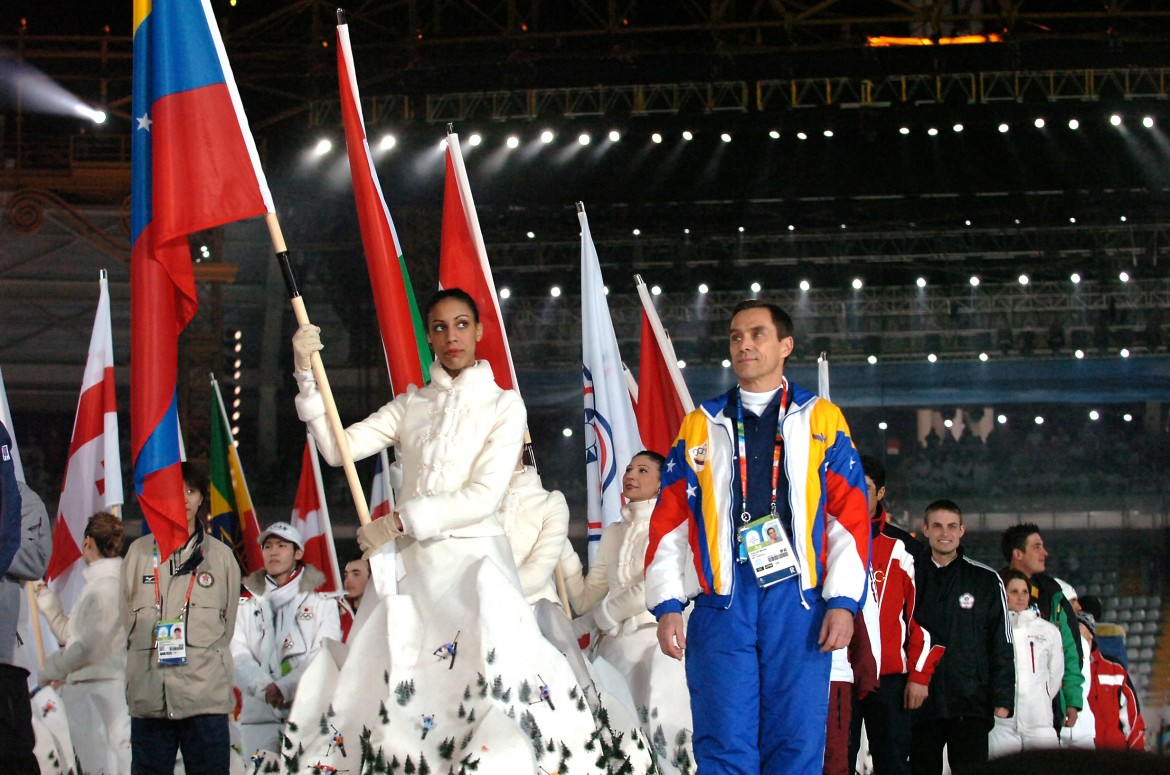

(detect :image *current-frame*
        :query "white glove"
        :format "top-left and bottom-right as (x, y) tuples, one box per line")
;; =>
(32, 582), (62, 617)
(292, 324), (323, 373)
(357, 514), (403, 555)
(571, 609), (596, 639)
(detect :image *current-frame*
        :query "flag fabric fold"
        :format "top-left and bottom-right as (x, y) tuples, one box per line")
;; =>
(292, 435), (342, 593)
(579, 205), (644, 559)
(368, 449), (394, 522)
(335, 21), (430, 394)
(439, 133), (518, 391)
(0, 366), (24, 482)
(209, 378), (263, 574)
(634, 279), (694, 457)
(131, 0), (274, 561)
(46, 273), (123, 610)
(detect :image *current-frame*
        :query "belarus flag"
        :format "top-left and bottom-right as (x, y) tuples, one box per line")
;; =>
(336, 17), (430, 395)
(131, 0), (274, 561)
(46, 272), (123, 610)
(292, 435), (342, 593)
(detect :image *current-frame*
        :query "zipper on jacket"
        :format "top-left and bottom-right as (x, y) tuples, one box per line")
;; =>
(779, 403), (811, 611)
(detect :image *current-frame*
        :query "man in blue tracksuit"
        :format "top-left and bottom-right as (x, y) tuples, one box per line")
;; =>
(646, 300), (871, 775)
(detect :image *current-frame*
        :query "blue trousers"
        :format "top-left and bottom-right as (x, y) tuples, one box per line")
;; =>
(685, 559), (832, 775)
(131, 714), (230, 775)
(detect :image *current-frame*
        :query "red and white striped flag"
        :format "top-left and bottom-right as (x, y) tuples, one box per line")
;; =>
(368, 449), (393, 521)
(580, 203), (644, 560)
(439, 131), (518, 391)
(292, 434), (342, 593)
(46, 272), (122, 610)
(634, 276), (694, 457)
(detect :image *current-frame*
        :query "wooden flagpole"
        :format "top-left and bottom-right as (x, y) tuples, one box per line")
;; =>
(265, 213), (371, 526)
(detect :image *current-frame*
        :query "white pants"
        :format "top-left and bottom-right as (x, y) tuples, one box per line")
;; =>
(988, 715), (1059, 759)
(61, 679), (131, 774)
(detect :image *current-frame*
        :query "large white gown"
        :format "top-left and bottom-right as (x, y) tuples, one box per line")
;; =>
(284, 361), (651, 774)
(562, 498), (695, 774)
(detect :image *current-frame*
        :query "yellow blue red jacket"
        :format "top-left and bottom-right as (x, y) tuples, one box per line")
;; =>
(645, 381), (871, 618)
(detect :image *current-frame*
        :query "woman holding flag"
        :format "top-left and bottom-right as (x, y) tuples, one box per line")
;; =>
(290, 287), (650, 770)
(292, 287), (526, 596)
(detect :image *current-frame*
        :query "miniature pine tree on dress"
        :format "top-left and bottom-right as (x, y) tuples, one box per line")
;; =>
(438, 736), (456, 761)
(380, 700), (391, 723)
(418, 754), (431, 775)
(403, 755), (415, 774)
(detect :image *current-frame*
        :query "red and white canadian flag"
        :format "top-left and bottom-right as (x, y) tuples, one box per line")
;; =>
(439, 130), (519, 391)
(46, 271), (123, 610)
(633, 276), (694, 457)
(292, 434), (342, 592)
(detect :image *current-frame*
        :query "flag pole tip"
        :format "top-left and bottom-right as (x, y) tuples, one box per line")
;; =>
(633, 274), (644, 285)
(818, 352), (828, 362)
(446, 123), (454, 136)
(575, 201), (585, 213)
(336, 8), (347, 24)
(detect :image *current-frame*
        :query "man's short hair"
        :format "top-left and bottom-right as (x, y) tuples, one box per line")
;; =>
(730, 300), (794, 341)
(923, 498), (963, 524)
(1000, 522), (1042, 564)
(861, 455), (886, 489)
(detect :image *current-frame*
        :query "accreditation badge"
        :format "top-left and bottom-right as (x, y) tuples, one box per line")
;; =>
(156, 619), (188, 666)
(737, 516), (800, 588)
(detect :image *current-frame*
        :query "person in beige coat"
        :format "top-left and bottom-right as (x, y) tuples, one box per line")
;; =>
(121, 463), (241, 775)
(36, 512), (131, 774)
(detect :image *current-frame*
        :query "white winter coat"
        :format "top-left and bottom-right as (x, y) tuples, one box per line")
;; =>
(231, 565), (341, 725)
(561, 498), (656, 636)
(296, 360), (526, 542)
(990, 608), (1064, 756)
(39, 557), (127, 683)
(498, 466), (569, 606)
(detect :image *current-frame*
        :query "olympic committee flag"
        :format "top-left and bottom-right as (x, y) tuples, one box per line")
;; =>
(440, 132), (518, 391)
(336, 19), (430, 395)
(579, 203), (644, 559)
(209, 378), (263, 574)
(634, 278), (694, 457)
(46, 273), (123, 610)
(292, 435), (342, 593)
(131, 0), (274, 561)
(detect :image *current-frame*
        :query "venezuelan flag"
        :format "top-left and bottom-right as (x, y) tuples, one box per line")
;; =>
(130, 0), (273, 561)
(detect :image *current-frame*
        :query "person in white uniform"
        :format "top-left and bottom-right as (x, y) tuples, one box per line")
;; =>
(231, 521), (340, 755)
(499, 449), (569, 607)
(989, 569), (1064, 757)
(561, 450), (695, 773)
(36, 511), (132, 775)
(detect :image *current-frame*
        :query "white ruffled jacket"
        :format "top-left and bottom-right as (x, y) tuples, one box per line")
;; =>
(38, 557), (127, 683)
(498, 466), (569, 606)
(561, 499), (657, 636)
(231, 565), (341, 725)
(295, 360), (527, 542)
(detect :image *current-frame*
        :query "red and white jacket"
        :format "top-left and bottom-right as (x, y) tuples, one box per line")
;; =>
(1088, 642), (1146, 750)
(869, 505), (942, 685)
